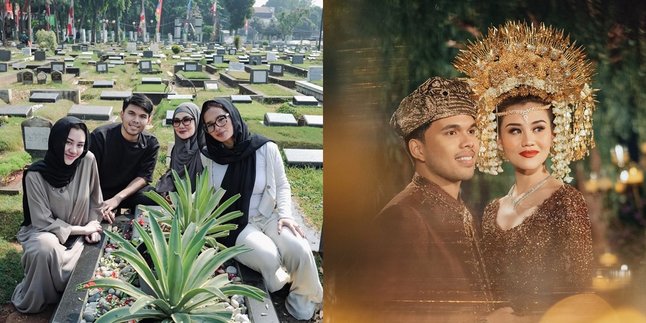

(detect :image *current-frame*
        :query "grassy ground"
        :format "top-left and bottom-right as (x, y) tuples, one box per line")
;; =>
(248, 84), (297, 97)
(0, 44), (324, 305)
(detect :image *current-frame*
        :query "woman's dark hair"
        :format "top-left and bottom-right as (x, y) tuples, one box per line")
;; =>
(122, 93), (154, 115)
(497, 95), (555, 132)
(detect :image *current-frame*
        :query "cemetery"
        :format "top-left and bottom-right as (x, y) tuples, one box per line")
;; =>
(0, 2), (324, 321)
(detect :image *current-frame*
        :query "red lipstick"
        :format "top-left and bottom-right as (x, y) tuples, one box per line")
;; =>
(520, 150), (539, 158)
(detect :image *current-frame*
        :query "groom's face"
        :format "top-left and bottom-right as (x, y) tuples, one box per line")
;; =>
(409, 115), (479, 185)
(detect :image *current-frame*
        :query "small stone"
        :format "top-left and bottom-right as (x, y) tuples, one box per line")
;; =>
(88, 293), (100, 302)
(108, 288), (115, 294)
(104, 270), (113, 278)
(82, 308), (96, 322)
(105, 247), (114, 253)
(233, 277), (242, 283)
(231, 298), (239, 308)
(226, 266), (237, 275)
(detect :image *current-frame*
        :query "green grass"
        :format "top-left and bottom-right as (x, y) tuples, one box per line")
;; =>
(286, 167), (322, 230)
(310, 80), (323, 87)
(0, 194), (22, 241)
(248, 122), (322, 149)
(274, 72), (307, 81)
(0, 117), (28, 152)
(178, 71), (211, 79)
(294, 107), (323, 116)
(248, 84), (296, 97)
(0, 151), (30, 178)
(236, 102), (275, 121)
(227, 71), (250, 81)
(0, 236), (23, 303)
(134, 83), (167, 92)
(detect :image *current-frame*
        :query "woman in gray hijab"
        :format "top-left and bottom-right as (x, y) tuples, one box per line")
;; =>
(155, 102), (205, 193)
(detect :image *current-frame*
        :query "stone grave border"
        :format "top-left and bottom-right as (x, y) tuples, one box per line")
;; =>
(29, 89), (80, 104)
(238, 84), (294, 104)
(295, 81), (323, 102)
(218, 72), (249, 88)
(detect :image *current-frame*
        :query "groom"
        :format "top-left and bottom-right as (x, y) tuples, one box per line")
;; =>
(367, 77), (500, 321)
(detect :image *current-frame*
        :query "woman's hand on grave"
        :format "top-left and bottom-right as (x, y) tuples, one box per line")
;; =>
(85, 231), (101, 244)
(101, 208), (115, 224)
(84, 220), (103, 235)
(277, 217), (305, 238)
(100, 197), (120, 214)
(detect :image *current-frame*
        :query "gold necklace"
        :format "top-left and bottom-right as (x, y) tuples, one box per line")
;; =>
(508, 175), (551, 209)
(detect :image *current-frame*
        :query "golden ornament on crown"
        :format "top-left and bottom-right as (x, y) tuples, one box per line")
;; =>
(454, 21), (597, 182)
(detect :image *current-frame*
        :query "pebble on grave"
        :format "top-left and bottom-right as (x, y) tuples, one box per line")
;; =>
(283, 149), (323, 167)
(67, 104), (113, 121)
(292, 95), (319, 106)
(231, 95), (252, 103)
(264, 113), (298, 127)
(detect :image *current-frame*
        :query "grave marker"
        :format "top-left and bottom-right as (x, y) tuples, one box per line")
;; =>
(0, 50), (10, 61)
(231, 95), (252, 103)
(143, 50), (153, 58)
(34, 50), (46, 61)
(228, 62), (245, 72)
(93, 80), (114, 88)
(51, 70), (63, 83)
(303, 115), (323, 127)
(264, 112), (298, 126)
(184, 61), (198, 72)
(250, 70), (268, 84)
(67, 105), (113, 121)
(51, 62), (66, 73)
(139, 60), (152, 73)
(22, 70), (34, 84)
(21, 117), (52, 159)
(283, 148), (323, 167)
(213, 55), (224, 64)
(250, 55), (263, 65)
(266, 52), (277, 62)
(100, 91), (132, 100)
(308, 66), (323, 82)
(0, 105), (37, 117)
(30, 92), (59, 103)
(0, 63), (7, 73)
(293, 95), (319, 106)
(37, 72), (47, 84)
(269, 64), (284, 76)
(21, 47), (32, 56)
(96, 62), (108, 73)
(141, 77), (162, 84)
(228, 48), (236, 55)
(216, 48), (226, 55)
(291, 55), (304, 65)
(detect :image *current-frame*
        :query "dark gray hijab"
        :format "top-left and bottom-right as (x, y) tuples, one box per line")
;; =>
(156, 102), (204, 193)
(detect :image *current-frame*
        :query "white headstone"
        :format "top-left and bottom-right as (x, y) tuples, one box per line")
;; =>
(228, 62), (244, 72)
(308, 66), (323, 82)
(266, 52), (278, 62)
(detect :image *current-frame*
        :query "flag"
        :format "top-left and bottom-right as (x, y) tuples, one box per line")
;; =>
(67, 0), (74, 38)
(139, 0), (145, 35)
(154, 0), (162, 34)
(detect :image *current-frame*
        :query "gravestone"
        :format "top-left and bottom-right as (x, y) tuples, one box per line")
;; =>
(269, 64), (284, 76)
(30, 92), (59, 103)
(302, 115), (323, 127)
(141, 77), (162, 84)
(266, 52), (277, 62)
(308, 66), (323, 82)
(250, 70), (268, 84)
(51, 70), (63, 83)
(228, 62), (245, 72)
(213, 55), (224, 64)
(293, 95), (319, 106)
(216, 48), (226, 55)
(126, 42), (137, 52)
(0, 50), (10, 61)
(80, 44), (88, 52)
(21, 117), (52, 159)
(96, 62), (108, 73)
(230, 95), (252, 103)
(228, 48), (236, 55)
(204, 81), (219, 90)
(51, 62), (66, 73)
(100, 91), (132, 100)
(291, 55), (304, 65)
(21, 47), (32, 56)
(0, 63), (7, 73)
(150, 43), (159, 52)
(250, 55), (263, 65)
(93, 80), (114, 88)
(34, 50), (46, 61)
(0, 105), (36, 117)
(21, 70), (34, 84)
(184, 61), (198, 72)
(166, 94), (193, 100)
(72, 45), (81, 51)
(165, 110), (174, 126)
(37, 72), (47, 84)
(139, 60), (152, 73)
(143, 50), (153, 58)
(283, 148), (323, 167)
(67, 104), (113, 121)
(264, 112), (298, 126)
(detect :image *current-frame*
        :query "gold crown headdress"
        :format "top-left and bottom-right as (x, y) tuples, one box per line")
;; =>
(454, 21), (597, 182)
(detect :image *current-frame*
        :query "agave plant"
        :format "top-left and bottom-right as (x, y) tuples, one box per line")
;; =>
(79, 211), (265, 322)
(143, 167), (241, 250)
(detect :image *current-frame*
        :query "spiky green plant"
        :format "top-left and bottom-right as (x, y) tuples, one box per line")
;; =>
(142, 167), (241, 249)
(80, 214), (264, 322)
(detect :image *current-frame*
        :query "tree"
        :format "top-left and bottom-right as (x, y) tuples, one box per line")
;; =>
(220, 0), (253, 35)
(276, 7), (309, 41)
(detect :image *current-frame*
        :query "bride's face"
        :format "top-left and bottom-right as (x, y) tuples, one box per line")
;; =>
(497, 102), (554, 173)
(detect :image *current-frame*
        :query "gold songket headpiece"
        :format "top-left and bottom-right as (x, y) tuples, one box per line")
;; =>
(454, 21), (597, 182)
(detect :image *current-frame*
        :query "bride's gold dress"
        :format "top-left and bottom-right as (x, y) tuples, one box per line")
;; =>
(481, 184), (594, 315)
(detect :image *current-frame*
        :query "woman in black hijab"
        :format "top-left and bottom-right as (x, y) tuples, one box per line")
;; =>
(155, 102), (204, 193)
(200, 98), (322, 320)
(12, 116), (105, 313)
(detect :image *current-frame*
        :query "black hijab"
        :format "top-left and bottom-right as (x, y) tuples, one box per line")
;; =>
(156, 102), (205, 193)
(200, 98), (270, 247)
(21, 116), (89, 226)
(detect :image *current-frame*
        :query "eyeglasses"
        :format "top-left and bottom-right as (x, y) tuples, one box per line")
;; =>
(204, 113), (230, 133)
(172, 117), (194, 127)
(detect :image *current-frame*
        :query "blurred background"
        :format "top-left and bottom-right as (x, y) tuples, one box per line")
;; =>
(323, 0), (646, 321)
